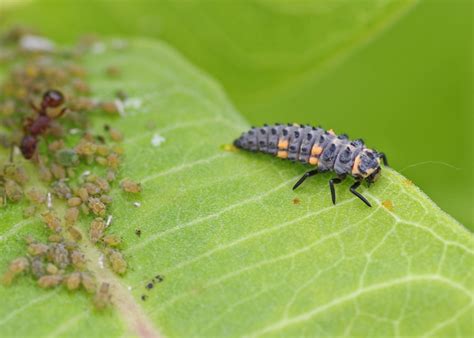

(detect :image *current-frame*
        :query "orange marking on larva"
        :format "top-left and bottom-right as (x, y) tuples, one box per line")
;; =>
(277, 150), (288, 159)
(311, 145), (323, 156)
(352, 154), (362, 176)
(278, 139), (289, 150)
(327, 129), (336, 135)
(309, 157), (318, 165)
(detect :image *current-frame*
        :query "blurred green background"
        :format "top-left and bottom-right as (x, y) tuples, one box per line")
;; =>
(1, 0), (472, 228)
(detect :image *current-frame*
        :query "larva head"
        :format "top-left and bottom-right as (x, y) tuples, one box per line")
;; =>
(352, 149), (382, 182)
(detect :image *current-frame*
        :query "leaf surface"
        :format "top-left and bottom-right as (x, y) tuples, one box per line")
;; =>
(0, 39), (473, 338)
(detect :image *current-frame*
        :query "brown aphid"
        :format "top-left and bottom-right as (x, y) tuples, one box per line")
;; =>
(88, 197), (106, 217)
(46, 263), (59, 275)
(106, 153), (120, 169)
(106, 170), (116, 182)
(68, 226), (83, 242)
(41, 211), (62, 232)
(96, 144), (110, 157)
(106, 249), (127, 275)
(30, 258), (45, 279)
(65, 207), (79, 226)
(109, 128), (123, 142)
(26, 188), (46, 205)
(84, 182), (101, 196)
(64, 272), (81, 291)
(76, 187), (89, 202)
(38, 275), (63, 288)
(80, 272), (97, 293)
(67, 197), (82, 207)
(48, 234), (63, 243)
(38, 164), (52, 182)
(70, 250), (86, 270)
(75, 140), (97, 156)
(1, 257), (29, 285)
(100, 101), (119, 114)
(23, 205), (36, 218)
(4, 165), (28, 185)
(89, 217), (106, 243)
(51, 180), (72, 200)
(95, 177), (110, 192)
(5, 179), (23, 202)
(94, 282), (112, 310)
(47, 243), (70, 269)
(100, 195), (113, 205)
(28, 242), (49, 256)
(292, 198), (301, 205)
(120, 179), (141, 194)
(102, 234), (121, 247)
(50, 163), (66, 180)
(105, 66), (121, 77)
(48, 139), (65, 152)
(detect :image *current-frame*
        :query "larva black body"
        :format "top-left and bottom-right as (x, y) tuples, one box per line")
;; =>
(233, 123), (388, 207)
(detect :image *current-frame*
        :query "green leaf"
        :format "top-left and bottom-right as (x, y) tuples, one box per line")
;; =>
(0, 39), (473, 337)
(4, 0), (473, 230)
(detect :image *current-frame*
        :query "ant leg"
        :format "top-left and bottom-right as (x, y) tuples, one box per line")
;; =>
(29, 100), (40, 113)
(293, 169), (318, 190)
(350, 181), (372, 207)
(56, 107), (68, 118)
(329, 175), (346, 205)
(378, 152), (389, 166)
(9, 144), (15, 163)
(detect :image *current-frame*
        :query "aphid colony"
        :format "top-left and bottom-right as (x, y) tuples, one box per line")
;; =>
(0, 27), (141, 309)
(234, 123), (388, 207)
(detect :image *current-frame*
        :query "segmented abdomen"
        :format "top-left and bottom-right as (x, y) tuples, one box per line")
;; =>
(233, 123), (366, 176)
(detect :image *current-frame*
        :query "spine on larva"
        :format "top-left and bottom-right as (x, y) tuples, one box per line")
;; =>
(233, 123), (366, 176)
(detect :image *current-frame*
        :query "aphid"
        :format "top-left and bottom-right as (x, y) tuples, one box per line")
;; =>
(120, 179), (141, 194)
(64, 272), (81, 290)
(41, 211), (62, 232)
(28, 242), (49, 256)
(234, 124), (389, 207)
(38, 275), (63, 288)
(292, 198), (301, 205)
(382, 200), (394, 211)
(89, 217), (106, 243)
(94, 282), (112, 309)
(102, 234), (121, 247)
(30, 258), (45, 279)
(26, 188), (46, 205)
(81, 272), (97, 293)
(70, 250), (86, 270)
(1, 257), (29, 285)
(4, 179), (23, 202)
(46, 263), (59, 275)
(20, 90), (67, 160)
(106, 249), (127, 275)
(67, 197), (82, 207)
(47, 243), (70, 269)
(88, 197), (106, 216)
(68, 226), (83, 241)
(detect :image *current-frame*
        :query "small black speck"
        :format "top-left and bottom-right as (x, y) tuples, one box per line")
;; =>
(155, 275), (164, 283)
(146, 282), (154, 290)
(141, 295), (147, 301)
(271, 128), (277, 135)
(135, 229), (141, 237)
(260, 128), (266, 134)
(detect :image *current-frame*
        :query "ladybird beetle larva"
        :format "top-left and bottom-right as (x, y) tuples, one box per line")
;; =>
(234, 123), (389, 207)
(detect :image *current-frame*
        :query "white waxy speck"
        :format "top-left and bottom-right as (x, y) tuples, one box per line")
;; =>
(69, 128), (81, 135)
(20, 35), (55, 52)
(81, 170), (91, 178)
(106, 215), (113, 227)
(98, 254), (105, 269)
(47, 192), (52, 209)
(91, 42), (106, 54)
(151, 134), (166, 147)
(114, 99), (126, 117)
(125, 98), (142, 110)
(133, 202), (141, 208)
(127, 285), (132, 291)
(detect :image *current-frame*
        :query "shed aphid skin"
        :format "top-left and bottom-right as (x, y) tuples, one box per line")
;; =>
(234, 123), (389, 207)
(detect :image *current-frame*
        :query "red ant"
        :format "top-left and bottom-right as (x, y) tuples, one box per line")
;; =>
(20, 90), (67, 160)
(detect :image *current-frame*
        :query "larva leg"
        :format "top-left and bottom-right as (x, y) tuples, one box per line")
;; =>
(378, 152), (389, 166)
(292, 169), (318, 191)
(350, 181), (372, 207)
(329, 175), (346, 205)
